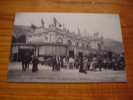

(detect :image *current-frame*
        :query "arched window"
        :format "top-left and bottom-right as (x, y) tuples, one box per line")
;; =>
(81, 43), (84, 47)
(75, 42), (79, 47)
(86, 45), (89, 48)
(67, 40), (72, 45)
(57, 38), (63, 44)
(45, 36), (48, 41)
(98, 43), (101, 50)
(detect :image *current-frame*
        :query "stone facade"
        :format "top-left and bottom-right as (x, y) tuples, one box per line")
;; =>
(25, 19), (104, 58)
(11, 18), (105, 61)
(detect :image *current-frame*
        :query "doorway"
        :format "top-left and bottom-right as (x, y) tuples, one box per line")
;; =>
(78, 52), (83, 58)
(18, 49), (34, 61)
(69, 51), (74, 58)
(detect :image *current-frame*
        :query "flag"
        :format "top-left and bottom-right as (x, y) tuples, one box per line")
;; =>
(31, 23), (36, 31)
(53, 17), (62, 27)
(53, 17), (56, 26)
(41, 19), (44, 28)
(59, 24), (62, 27)
(63, 22), (65, 30)
(97, 31), (99, 36)
(78, 28), (80, 33)
(41, 18), (44, 25)
(53, 17), (57, 27)
(78, 28), (81, 36)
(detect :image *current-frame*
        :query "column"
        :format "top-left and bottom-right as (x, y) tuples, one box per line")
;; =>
(16, 46), (20, 61)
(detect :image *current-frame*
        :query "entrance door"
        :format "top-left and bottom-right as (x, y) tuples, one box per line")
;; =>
(78, 52), (83, 58)
(69, 51), (74, 58)
(18, 49), (34, 61)
(108, 51), (113, 60)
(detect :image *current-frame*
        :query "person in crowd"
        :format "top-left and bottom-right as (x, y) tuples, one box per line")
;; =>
(26, 52), (32, 69)
(97, 56), (103, 71)
(52, 56), (57, 71)
(21, 54), (26, 71)
(106, 60), (110, 69)
(108, 60), (113, 70)
(87, 59), (91, 70)
(112, 59), (117, 70)
(103, 59), (107, 69)
(47, 57), (51, 66)
(83, 57), (88, 74)
(60, 57), (63, 68)
(79, 57), (84, 73)
(68, 56), (75, 69)
(21, 52), (29, 71)
(39, 56), (45, 65)
(66, 57), (69, 69)
(63, 57), (68, 69)
(75, 57), (79, 69)
(118, 56), (125, 70)
(56, 55), (61, 71)
(32, 56), (39, 72)
(90, 57), (97, 71)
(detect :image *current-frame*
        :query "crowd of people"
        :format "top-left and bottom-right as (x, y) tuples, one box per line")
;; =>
(20, 52), (125, 74)
(51, 55), (125, 74)
(21, 52), (38, 72)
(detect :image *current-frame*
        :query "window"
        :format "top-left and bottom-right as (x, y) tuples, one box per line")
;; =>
(67, 40), (72, 45)
(57, 38), (63, 44)
(45, 36), (48, 41)
(82, 43), (84, 47)
(75, 42), (79, 47)
(86, 45), (89, 48)
(98, 43), (101, 50)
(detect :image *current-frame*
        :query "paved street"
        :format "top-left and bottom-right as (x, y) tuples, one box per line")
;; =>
(7, 62), (127, 83)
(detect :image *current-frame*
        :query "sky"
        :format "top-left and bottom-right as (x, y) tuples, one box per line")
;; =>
(14, 13), (123, 42)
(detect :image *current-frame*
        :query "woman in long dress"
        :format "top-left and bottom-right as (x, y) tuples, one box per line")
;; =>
(90, 57), (97, 71)
(63, 57), (68, 69)
(32, 56), (38, 72)
(83, 57), (88, 74)
(68, 57), (75, 69)
(79, 57), (84, 73)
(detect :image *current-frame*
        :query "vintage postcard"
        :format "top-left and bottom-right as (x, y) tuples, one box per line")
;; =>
(7, 13), (127, 83)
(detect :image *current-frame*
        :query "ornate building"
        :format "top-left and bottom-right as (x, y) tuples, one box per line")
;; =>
(11, 18), (105, 60)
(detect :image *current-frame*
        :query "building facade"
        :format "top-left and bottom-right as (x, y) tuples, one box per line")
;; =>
(11, 18), (105, 61)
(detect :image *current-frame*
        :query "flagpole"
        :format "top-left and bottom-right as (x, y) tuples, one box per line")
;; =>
(63, 21), (65, 30)
(53, 17), (56, 27)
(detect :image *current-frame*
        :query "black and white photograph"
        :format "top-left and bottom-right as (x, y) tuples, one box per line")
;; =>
(7, 13), (127, 83)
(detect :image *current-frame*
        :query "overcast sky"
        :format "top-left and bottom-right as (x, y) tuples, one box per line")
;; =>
(14, 13), (123, 42)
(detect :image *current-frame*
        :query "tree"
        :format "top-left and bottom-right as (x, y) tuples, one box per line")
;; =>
(12, 36), (17, 43)
(17, 35), (26, 43)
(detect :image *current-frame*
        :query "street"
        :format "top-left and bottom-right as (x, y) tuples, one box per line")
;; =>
(7, 62), (127, 83)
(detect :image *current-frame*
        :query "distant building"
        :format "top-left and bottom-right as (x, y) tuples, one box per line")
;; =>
(11, 18), (105, 61)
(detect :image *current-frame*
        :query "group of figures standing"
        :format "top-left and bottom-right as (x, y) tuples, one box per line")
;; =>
(61, 56), (101, 74)
(21, 52), (38, 72)
(50, 54), (125, 74)
(20, 52), (125, 74)
(50, 55), (89, 74)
